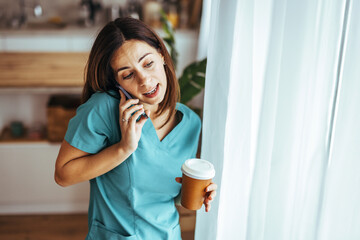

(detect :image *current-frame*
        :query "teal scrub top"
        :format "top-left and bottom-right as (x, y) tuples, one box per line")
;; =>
(65, 91), (201, 240)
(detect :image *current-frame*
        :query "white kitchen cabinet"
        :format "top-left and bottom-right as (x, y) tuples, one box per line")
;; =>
(0, 142), (89, 214)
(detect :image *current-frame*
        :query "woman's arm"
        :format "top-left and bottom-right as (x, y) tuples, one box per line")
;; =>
(54, 140), (132, 187)
(55, 90), (149, 187)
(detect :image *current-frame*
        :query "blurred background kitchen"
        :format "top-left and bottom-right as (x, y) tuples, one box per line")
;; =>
(0, 0), (204, 239)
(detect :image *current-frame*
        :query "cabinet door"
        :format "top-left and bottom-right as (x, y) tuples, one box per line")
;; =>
(0, 143), (89, 214)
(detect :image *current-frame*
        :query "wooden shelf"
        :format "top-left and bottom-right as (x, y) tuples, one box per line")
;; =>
(0, 87), (82, 94)
(0, 138), (49, 144)
(0, 138), (61, 146)
(0, 52), (88, 87)
(0, 127), (61, 145)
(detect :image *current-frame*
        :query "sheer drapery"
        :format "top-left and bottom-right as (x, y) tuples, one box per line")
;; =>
(196, 0), (360, 239)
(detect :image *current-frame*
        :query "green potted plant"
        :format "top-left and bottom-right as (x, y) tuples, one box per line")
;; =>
(160, 12), (206, 116)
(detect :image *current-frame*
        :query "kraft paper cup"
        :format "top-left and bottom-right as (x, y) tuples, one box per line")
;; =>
(181, 158), (215, 210)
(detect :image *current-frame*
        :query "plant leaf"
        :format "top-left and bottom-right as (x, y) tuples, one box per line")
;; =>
(179, 58), (207, 104)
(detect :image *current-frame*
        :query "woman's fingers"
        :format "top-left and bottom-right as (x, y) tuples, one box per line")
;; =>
(205, 182), (218, 192)
(128, 107), (146, 126)
(136, 110), (151, 126)
(204, 183), (217, 202)
(120, 99), (140, 115)
(121, 103), (144, 123)
(204, 191), (216, 203)
(175, 177), (182, 184)
(203, 182), (218, 212)
(204, 192), (214, 212)
(205, 203), (211, 212)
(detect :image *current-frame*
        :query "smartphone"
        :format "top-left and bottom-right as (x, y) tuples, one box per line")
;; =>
(116, 84), (133, 100)
(115, 83), (148, 121)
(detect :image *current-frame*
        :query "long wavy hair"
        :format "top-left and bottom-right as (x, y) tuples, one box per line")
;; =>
(82, 17), (179, 126)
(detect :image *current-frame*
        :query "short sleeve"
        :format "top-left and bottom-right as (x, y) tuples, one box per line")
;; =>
(64, 93), (114, 154)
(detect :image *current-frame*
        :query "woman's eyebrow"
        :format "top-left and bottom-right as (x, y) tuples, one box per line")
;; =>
(116, 53), (152, 73)
(138, 53), (152, 63)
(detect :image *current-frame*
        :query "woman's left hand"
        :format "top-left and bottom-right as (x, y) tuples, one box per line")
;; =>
(175, 177), (218, 212)
(203, 182), (217, 212)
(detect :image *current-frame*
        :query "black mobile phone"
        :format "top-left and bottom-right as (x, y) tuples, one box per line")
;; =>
(115, 83), (148, 120)
(116, 83), (133, 100)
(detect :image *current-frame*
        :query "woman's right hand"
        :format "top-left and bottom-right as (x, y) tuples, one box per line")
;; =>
(118, 90), (150, 153)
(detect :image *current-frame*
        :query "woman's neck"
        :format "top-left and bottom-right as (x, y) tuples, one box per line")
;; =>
(151, 108), (172, 130)
(151, 109), (180, 141)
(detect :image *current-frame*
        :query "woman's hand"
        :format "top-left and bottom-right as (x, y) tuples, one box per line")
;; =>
(203, 182), (217, 212)
(175, 177), (218, 212)
(118, 90), (150, 153)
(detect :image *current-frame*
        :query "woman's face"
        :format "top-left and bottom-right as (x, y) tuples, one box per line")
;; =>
(110, 40), (167, 110)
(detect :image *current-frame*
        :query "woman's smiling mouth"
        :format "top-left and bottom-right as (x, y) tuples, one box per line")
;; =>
(143, 83), (159, 98)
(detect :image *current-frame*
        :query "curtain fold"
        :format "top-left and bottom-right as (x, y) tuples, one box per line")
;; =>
(317, 1), (360, 239)
(196, 0), (359, 239)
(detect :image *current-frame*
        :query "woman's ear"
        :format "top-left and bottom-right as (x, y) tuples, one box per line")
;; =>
(157, 48), (166, 65)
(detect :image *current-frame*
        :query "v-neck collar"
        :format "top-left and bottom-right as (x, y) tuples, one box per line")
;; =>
(142, 105), (185, 146)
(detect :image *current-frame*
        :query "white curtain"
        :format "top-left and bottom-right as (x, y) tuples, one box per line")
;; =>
(196, 0), (360, 239)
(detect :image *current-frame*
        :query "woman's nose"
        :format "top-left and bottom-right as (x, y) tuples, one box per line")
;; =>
(137, 71), (150, 85)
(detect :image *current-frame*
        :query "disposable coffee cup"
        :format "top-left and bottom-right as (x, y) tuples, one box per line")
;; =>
(181, 158), (215, 210)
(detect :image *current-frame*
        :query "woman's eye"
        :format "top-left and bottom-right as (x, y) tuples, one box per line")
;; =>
(123, 72), (133, 80)
(145, 61), (154, 68)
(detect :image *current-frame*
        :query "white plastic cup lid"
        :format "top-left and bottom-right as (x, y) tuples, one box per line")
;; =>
(181, 158), (215, 180)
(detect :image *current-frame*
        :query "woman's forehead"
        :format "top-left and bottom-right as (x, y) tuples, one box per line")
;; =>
(114, 40), (158, 61)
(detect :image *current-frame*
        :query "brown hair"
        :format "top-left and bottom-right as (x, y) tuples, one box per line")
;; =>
(82, 17), (179, 126)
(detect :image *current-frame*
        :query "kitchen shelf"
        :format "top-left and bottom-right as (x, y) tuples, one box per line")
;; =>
(0, 134), (60, 146)
(0, 52), (88, 88)
(0, 139), (50, 145)
(0, 139), (61, 148)
(0, 87), (82, 94)
(0, 134), (60, 145)
(0, 127), (51, 144)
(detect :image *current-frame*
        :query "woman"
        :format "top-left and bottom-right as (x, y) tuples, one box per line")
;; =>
(55, 17), (217, 240)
